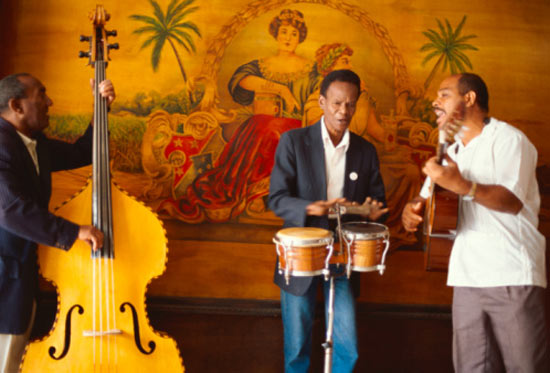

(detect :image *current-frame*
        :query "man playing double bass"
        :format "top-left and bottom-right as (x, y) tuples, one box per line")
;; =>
(0, 73), (115, 373)
(401, 73), (549, 372)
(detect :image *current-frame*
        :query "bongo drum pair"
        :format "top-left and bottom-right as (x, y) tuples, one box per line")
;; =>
(273, 222), (390, 284)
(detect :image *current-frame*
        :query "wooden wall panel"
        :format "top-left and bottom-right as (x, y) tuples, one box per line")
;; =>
(149, 239), (280, 299)
(147, 238), (453, 304)
(0, 1), (17, 76)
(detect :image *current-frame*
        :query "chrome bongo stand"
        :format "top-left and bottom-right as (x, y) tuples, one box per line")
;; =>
(321, 203), (349, 373)
(322, 273), (337, 373)
(322, 202), (387, 373)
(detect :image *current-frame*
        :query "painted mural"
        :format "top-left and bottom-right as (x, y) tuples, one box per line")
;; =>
(3, 0), (550, 248)
(125, 1), (436, 247)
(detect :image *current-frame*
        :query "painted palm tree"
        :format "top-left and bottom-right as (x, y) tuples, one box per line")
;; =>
(130, 0), (201, 82)
(420, 15), (478, 91)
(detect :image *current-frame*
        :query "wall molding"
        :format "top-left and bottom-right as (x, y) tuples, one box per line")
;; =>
(145, 296), (451, 320)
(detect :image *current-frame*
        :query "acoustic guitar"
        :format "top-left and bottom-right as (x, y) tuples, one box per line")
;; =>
(423, 120), (461, 271)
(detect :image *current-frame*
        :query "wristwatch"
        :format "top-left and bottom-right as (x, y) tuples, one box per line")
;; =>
(462, 181), (477, 201)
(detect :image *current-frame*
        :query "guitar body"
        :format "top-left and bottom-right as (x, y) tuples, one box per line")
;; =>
(424, 185), (459, 271)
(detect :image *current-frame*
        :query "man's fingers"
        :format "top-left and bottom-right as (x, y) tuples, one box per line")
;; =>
(412, 201), (423, 212)
(89, 230), (103, 252)
(90, 236), (99, 252)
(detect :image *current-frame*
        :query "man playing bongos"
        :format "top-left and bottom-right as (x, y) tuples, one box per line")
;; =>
(268, 69), (388, 373)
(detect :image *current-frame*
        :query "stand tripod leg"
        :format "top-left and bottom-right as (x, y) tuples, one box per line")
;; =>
(323, 275), (335, 373)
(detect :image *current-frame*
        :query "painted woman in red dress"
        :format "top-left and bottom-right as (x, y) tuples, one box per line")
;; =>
(159, 9), (319, 223)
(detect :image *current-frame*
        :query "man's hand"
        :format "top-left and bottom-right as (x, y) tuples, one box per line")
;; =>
(362, 197), (389, 221)
(422, 155), (470, 195)
(444, 119), (462, 143)
(306, 197), (347, 216)
(340, 197), (389, 221)
(78, 225), (104, 252)
(90, 79), (116, 107)
(401, 197), (426, 232)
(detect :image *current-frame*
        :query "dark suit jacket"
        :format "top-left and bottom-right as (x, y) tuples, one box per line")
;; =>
(0, 117), (93, 333)
(268, 121), (386, 296)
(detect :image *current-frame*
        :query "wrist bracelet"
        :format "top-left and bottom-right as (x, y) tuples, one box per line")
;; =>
(463, 181), (477, 201)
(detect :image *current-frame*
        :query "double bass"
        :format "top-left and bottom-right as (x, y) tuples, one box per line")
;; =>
(21, 6), (184, 372)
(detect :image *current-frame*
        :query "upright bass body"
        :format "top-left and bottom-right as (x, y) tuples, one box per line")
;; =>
(21, 181), (184, 372)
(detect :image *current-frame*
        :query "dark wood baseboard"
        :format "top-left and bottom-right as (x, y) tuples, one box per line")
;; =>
(31, 294), (453, 372)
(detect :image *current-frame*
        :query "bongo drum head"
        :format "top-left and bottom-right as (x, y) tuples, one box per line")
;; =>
(341, 222), (388, 240)
(275, 227), (333, 246)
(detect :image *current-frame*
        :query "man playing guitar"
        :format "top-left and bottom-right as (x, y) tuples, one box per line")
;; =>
(401, 73), (549, 372)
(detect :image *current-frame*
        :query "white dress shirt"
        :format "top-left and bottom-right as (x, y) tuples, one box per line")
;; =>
(16, 131), (39, 174)
(321, 116), (350, 200)
(423, 118), (546, 288)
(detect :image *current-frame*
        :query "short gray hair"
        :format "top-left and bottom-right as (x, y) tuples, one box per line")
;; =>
(0, 73), (31, 113)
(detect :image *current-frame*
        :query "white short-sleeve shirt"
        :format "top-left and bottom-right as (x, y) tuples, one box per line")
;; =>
(423, 118), (546, 288)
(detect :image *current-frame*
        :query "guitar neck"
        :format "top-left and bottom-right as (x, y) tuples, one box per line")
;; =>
(436, 129), (449, 165)
(436, 142), (449, 165)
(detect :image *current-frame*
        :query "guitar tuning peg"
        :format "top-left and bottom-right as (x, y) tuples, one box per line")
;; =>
(79, 51), (90, 58)
(106, 30), (117, 37)
(80, 35), (91, 42)
(107, 43), (120, 50)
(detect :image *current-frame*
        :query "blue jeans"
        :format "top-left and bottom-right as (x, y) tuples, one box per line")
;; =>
(280, 268), (358, 373)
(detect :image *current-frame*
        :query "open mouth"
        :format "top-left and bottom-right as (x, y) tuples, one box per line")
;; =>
(434, 108), (446, 125)
(338, 119), (349, 126)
